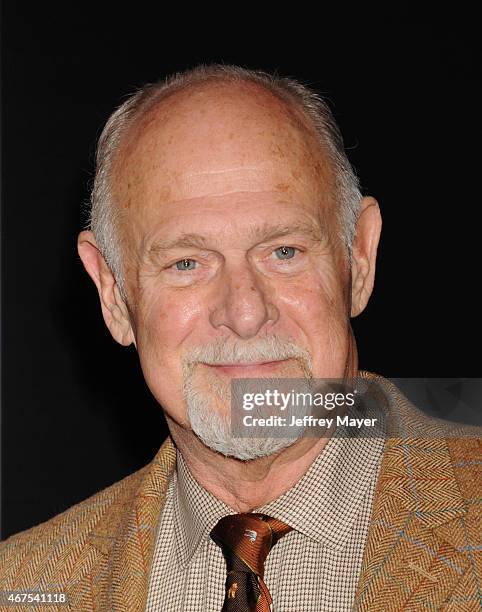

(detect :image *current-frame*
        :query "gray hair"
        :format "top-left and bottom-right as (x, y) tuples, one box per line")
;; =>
(87, 63), (362, 300)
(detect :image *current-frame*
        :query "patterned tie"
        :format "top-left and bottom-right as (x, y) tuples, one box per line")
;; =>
(210, 513), (293, 611)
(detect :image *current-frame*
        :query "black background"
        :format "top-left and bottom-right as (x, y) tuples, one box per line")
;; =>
(2, 7), (480, 538)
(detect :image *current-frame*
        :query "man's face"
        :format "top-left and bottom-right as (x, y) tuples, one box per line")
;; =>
(107, 83), (356, 451)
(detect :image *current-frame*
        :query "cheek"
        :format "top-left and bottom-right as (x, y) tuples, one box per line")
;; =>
(131, 291), (203, 418)
(278, 270), (350, 374)
(136, 290), (202, 354)
(281, 265), (347, 323)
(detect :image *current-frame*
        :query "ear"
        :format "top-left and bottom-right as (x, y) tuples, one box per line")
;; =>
(350, 196), (382, 317)
(77, 230), (136, 347)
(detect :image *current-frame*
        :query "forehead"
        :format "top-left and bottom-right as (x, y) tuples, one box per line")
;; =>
(112, 81), (336, 229)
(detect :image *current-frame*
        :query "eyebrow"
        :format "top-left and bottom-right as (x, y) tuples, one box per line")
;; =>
(147, 221), (325, 255)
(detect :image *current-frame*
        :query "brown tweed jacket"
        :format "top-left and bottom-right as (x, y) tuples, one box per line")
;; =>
(0, 372), (481, 611)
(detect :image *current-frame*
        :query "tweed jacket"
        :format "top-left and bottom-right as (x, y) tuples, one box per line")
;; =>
(0, 371), (481, 611)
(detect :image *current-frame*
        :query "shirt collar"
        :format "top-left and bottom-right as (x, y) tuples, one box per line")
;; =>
(173, 397), (386, 566)
(257, 416), (386, 551)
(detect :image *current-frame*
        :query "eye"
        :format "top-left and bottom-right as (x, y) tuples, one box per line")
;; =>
(273, 246), (298, 260)
(174, 258), (197, 271)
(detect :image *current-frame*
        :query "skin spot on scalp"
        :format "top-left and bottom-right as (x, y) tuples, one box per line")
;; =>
(270, 143), (285, 159)
(275, 183), (290, 192)
(158, 185), (172, 202)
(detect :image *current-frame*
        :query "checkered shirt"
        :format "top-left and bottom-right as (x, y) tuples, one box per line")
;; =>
(146, 407), (385, 611)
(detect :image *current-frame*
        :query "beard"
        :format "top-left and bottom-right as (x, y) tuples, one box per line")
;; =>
(181, 335), (314, 461)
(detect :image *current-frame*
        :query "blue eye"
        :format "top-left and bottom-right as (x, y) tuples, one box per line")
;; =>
(274, 246), (297, 260)
(175, 258), (197, 271)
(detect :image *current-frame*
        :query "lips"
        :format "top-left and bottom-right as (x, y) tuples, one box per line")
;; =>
(203, 359), (290, 376)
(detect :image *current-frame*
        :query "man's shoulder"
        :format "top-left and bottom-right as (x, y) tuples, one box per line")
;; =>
(363, 372), (481, 513)
(0, 464), (145, 563)
(0, 438), (176, 586)
(355, 374), (481, 610)
(359, 370), (482, 439)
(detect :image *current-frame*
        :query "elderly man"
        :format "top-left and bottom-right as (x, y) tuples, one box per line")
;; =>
(1, 64), (480, 611)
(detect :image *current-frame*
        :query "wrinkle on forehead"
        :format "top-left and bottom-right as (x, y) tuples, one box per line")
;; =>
(184, 166), (263, 177)
(166, 164), (290, 201)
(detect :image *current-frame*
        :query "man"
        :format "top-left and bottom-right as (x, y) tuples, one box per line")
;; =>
(1, 64), (480, 611)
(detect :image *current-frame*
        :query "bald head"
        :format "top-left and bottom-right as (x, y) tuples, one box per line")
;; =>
(114, 81), (335, 242)
(88, 65), (362, 298)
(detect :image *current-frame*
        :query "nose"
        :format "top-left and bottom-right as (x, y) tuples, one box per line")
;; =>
(209, 262), (279, 339)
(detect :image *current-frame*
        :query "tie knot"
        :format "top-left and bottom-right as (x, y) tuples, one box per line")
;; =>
(210, 513), (292, 578)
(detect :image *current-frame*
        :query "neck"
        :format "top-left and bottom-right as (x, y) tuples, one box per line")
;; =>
(168, 420), (335, 512)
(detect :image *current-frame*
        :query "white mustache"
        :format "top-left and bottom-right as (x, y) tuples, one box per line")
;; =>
(182, 335), (313, 375)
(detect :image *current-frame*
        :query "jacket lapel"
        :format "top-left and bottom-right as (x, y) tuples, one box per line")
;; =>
(68, 437), (177, 611)
(353, 435), (470, 610)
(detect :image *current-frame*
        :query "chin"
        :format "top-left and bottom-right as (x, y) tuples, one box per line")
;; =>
(194, 428), (301, 461)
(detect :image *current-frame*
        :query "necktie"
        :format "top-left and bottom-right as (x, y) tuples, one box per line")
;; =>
(210, 513), (292, 611)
